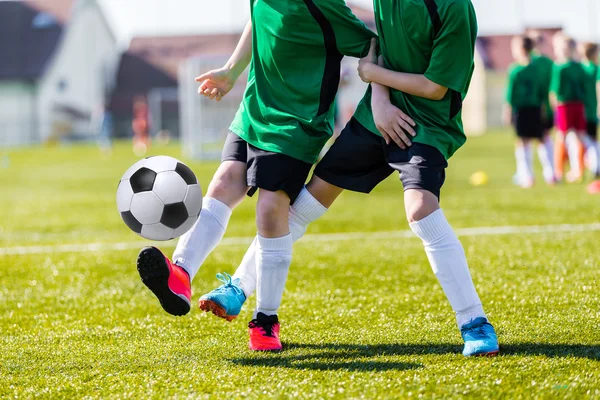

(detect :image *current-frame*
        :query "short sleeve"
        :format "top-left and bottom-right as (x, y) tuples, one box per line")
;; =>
(424, 0), (478, 93)
(596, 66), (600, 82)
(317, 0), (377, 58)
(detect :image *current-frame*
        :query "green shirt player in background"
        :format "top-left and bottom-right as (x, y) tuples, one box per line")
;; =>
(135, 0), (377, 352)
(527, 31), (558, 185)
(503, 36), (553, 188)
(578, 42), (600, 189)
(550, 33), (597, 183)
(201, 0), (499, 357)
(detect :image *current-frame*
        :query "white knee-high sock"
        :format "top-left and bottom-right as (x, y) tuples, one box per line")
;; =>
(232, 187), (327, 296)
(173, 197), (232, 280)
(595, 142), (600, 177)
(524, 142), (534, 179)
(255, 234), (293, 317)
(537, 140), (555, 182)
(566, 132), (582, 176)
(582, 135), (599, 176)
(409, 209), (486, 328)
(514, 146), (530, 183)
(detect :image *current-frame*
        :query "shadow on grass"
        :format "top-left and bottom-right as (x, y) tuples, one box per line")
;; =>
(229, 342), (600, 371)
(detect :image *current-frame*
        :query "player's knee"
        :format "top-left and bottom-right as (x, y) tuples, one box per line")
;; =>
(256, 196), (289, 236)
(404, 189), (439, 223)
(406, 205), (435, 223)
(206, 166), (246, 204)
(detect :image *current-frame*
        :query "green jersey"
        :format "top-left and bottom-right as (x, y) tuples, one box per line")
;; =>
(354, 0), (478, 160)
(505, 62), (545, 109)
(531, 53), (554, 119)
(550, 60), (588, 104)
(581, 61), (599, 122)
(230, 0), (376, 164)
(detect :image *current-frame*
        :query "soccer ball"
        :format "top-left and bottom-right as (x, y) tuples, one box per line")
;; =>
(116, 156), (202, 241)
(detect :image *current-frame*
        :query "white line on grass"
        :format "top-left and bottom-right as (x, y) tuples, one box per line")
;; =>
(2, 223), (600, 256)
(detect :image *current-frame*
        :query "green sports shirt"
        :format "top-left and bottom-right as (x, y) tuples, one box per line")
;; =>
(505, 62), (546, 109)
(550, 60), (588, 104)
(354, 0), (478, 160)
(531, 53), (554, 120)
(230, 0), (376, 164)
(581, 61), (599, 122)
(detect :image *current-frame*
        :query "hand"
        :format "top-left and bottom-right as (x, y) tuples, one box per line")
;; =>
(195, 67), (237, 101)
(372, 98), (416, 149)
(358, 38), (378, 83)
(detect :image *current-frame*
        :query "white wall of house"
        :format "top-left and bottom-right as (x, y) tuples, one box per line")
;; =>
(0, 81), (36, 146)
(37, 0), (118, 142)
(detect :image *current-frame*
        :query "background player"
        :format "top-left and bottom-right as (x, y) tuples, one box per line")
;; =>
(550, 33), (597, 183)
(529, 31), (556, 184)
(579, 42), (600, 192)
(135, 1), (378, 352)
(504, 35), (549, 188)
(200, 0), (499, 357)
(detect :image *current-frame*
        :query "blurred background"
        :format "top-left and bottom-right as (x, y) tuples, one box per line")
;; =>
(0, 0), (598, 157)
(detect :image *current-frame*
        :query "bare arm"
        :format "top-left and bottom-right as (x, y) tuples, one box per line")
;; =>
(363, 65), (448, 100)
(225, 20), (253, 80)
(195, 20), (253, 100)
(369, 55), (416, 149)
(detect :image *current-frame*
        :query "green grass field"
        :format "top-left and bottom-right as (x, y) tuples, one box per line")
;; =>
(1, 133), (599, 399)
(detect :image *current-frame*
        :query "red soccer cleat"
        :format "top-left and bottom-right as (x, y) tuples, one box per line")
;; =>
(137, 247), (191, 316)
(248, 313), (282, 351)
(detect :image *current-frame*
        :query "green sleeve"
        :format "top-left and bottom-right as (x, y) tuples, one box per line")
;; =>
(550, 64), (561, 95)
(505, 66), (516, 105)
(424, 0), (478, 93)
(317, 0), (376, 58)
(596, 65), (600, 82)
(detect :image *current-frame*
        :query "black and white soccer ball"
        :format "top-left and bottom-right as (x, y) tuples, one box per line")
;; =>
(116, 156), (202, 241)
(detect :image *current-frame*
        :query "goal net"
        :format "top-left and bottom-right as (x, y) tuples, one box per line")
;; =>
(179, 55), (247, 161)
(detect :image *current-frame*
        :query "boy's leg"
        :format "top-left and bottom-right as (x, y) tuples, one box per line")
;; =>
(389, 142), (498, 357)
(537, 134), (556, 184)
(514, 138), (534, 188)
(248, 190), (292, 352)
(254, 189), (293, 316)
(554, 132), (567, 181)
(172, 160), (249, 279)
(137, 133), (249, 316)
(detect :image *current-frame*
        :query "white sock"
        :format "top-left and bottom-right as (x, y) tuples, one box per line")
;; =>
(566, 132), (581, 176)
(537, 139), (555, 182)
(596, 142), (600, 177)
(409, 209), (486, 328)
(172, 197), (232, 280)
(581, 135), (599, 176)
(514, 146), (530, 183)
(232, 187), (327, 296)
(524, 142), (534, 180)
(255, 234), (293, 317)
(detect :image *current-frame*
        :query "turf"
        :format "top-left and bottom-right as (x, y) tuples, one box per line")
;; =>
(0, 133), (599, 399)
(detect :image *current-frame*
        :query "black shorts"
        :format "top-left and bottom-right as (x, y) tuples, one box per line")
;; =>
(314, 118), (448, 199)
(513, 107), (544, 139)
(587, 121), (598, 140)
(221, 132), (312, 203)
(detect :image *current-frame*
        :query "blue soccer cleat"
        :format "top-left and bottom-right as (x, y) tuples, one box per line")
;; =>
(198, 273), (247, 321)
(461, 317), (500, 357)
